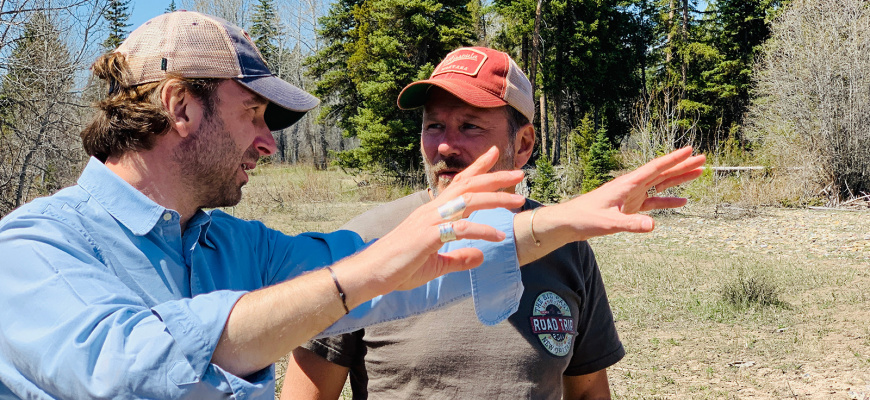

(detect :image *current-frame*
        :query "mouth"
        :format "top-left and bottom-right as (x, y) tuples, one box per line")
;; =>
(241, 162), (256, 172)
(437, 170), (458, 183)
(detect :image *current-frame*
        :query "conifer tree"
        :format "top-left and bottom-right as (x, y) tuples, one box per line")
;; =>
(582, 126), (618, 193)
(531, 155), (559, 203)
(103, 0), (132, 50)
(249, 0), (283, 70)
(166, 0), (178, 12)
(309, 0), (475, 174)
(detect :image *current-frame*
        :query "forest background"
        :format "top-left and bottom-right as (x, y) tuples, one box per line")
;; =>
(1, 0), (869, 216)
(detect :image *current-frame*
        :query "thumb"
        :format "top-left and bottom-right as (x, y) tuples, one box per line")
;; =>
(618, 214), (655, 233)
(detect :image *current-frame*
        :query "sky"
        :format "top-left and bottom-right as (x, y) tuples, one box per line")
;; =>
(129, 0), (175, 30)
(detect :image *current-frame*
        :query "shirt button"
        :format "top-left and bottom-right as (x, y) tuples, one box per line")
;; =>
(163, 213), (172, 221)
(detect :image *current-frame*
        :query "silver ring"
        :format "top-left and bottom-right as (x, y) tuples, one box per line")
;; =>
(647, 186), (657, 197)
(437, 196), (467, 221)
(438, 222), (457, 243)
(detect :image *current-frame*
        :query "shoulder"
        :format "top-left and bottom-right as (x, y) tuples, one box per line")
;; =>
(1, 185), (94, 233)
(341, 191), (429, 241)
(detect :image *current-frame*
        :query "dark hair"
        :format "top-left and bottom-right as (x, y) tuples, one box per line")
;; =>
(81, 52), (222, 162)
(504, 105), (530, 141)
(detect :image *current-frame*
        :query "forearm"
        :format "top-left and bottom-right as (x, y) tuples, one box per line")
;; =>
(213, 253), (384, 377)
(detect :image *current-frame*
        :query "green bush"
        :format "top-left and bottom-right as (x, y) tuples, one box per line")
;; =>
(530, 155), (560, 203)
(582, 129), (618, 193)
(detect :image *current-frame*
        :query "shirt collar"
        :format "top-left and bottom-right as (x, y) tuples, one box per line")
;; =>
(77, 157), (167, 236)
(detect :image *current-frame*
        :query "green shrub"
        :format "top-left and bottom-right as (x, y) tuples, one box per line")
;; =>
(582, 128), (618, 193)
(530, 155), (560, 203)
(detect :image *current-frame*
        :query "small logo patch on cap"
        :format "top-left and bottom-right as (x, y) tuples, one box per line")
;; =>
(432, 48), (488, 77)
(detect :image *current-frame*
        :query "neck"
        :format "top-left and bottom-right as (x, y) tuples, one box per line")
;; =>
(105, 149), (198, 229)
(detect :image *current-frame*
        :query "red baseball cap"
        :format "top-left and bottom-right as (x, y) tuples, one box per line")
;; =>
(397, 47), (535, 122)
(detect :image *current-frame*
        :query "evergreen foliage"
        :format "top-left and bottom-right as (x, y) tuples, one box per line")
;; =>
(308, 0), (475, 174)
(531, 155), (560, 203)
(582, 126), (618, 193)
(249, 0), (284, 70)
(166, 0), (178, 12)
(103, 0), (131, 50)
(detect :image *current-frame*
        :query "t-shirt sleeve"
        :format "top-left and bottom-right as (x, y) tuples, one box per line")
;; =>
(301, 331), (364, 368)
(564, 242), (625, 376)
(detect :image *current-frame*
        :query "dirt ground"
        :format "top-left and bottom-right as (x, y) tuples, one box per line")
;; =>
(592, 205), (869, 399)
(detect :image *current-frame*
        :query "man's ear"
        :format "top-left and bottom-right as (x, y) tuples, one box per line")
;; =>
(514, 123), (536, 169)
(161, 79), (202, 138)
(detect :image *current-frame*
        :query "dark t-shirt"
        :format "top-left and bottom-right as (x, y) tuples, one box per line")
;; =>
(303, 191), (624, 399)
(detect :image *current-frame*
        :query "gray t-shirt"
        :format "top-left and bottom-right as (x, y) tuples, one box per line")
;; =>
(304, 191), (624, 399)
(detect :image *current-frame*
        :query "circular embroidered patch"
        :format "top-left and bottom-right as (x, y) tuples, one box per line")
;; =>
(529, 291), (576, 357)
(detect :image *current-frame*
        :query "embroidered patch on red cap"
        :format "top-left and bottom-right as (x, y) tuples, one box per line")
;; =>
(432, 48), (488, 77)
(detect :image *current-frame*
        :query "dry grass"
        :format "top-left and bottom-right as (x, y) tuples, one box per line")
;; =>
(592, 211), (869, 399)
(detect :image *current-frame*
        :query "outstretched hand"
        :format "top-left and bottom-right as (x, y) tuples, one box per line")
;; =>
(531, 147), (706, 246)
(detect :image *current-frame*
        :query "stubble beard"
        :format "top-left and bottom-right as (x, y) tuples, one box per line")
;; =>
(174, 113), (256, 209)
(424, 145), (515, 198)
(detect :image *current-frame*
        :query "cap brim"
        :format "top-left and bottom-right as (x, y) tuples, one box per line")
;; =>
(236, 75), (320, 131)
(397, 79), (508, 111)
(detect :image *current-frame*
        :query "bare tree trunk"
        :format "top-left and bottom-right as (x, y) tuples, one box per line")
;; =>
(681, 0), (688, 87)
(539, 92), (549, 159)
(552, 98), (561, 165)
(530, 0), (543, 97)
(290, 124), (299, 163)
(317, 124), (328, 170)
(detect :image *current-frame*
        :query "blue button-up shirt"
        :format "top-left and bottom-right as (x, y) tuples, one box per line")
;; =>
(0, 158), (522, 399)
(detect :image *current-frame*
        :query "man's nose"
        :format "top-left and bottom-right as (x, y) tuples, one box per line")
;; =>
(254, 122), (277, 156)
(436, 129), (461, 157)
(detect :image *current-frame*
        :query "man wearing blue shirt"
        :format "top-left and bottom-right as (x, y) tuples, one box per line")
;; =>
(0, 11), (705, 400)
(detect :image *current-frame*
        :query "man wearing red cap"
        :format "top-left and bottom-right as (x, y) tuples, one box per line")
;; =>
(283, 47), (623, 399)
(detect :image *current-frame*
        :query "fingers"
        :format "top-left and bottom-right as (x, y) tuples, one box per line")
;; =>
(654, 166), (704, 192)
(440, 219), (507, 243)
(453, 146), (499, 180)
(630, 148), (704, 188)
(640, 196), (689, 212)
(430, 249), (486, 275)
(632, 147), (695, 184)
(439, 169), (525, 199)
(457, 192), (526, 218)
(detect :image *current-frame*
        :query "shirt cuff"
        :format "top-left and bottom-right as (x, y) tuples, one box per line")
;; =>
(459, 208), (523, 325)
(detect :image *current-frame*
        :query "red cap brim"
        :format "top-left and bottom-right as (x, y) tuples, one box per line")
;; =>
(397, 79), (508, 110)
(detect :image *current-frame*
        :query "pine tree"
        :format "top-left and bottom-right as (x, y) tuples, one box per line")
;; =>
(103, 0), (132, 50)
(582, 127), (618, 193)
(531, 155), (560, 203)
(309, 0), (476, 174)
(166, 0), (178, 13)
(249, 0), (283, 70)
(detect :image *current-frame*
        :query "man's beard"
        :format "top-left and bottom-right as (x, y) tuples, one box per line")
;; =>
(424, 146), (515, 197)
(174, 113), (259, 209)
